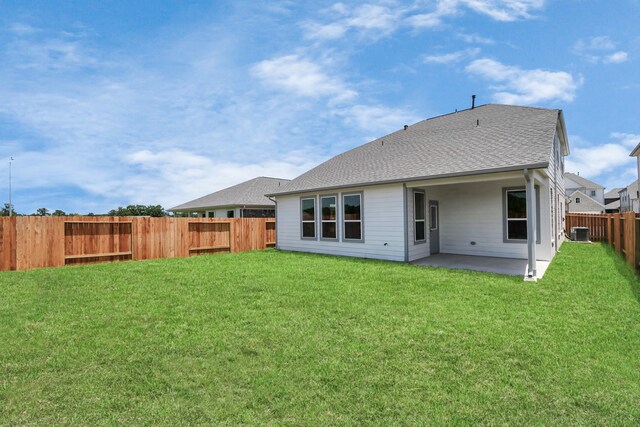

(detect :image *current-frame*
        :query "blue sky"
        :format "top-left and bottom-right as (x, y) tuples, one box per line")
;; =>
(1, 0), (639, 214)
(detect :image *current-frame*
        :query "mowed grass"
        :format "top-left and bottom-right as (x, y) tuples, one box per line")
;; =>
(1, 243), (639, 425)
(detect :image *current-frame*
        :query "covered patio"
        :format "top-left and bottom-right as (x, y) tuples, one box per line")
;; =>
(405, 168), (556, 280)
(412, 253), (551, 278)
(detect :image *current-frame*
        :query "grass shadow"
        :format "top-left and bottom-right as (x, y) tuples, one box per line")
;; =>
(601, 242), (640, 305)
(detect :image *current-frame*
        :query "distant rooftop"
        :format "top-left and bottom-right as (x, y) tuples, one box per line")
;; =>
(170, 176), (290, 211)
(604, 188), (623, 199)
(564, 172), (604, 190)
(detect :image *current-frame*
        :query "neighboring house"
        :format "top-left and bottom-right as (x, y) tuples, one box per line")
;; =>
(268, 104), (569, 280)
(604, 188), (622, 213)
(170, 176), (290, 218)
(566, 190), (605, 214)
(630, 141), (640, 184)
(624, 142), (640, 213)
(619, 180), (639, 213)
(564, 172), (605, 205)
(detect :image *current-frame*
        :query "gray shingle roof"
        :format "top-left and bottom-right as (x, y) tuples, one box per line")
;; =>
(605, 200), (620, 210)
(170, 176), (290, 211)
(604, 188), (622, 199)
(564, 172), (604, 190)
(269, 104), (562, 196)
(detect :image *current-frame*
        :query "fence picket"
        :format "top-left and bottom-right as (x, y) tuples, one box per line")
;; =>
(0, 216), (277, 271)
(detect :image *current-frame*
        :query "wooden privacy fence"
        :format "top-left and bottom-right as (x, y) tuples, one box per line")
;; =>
(0, 216), (276, 271)
(566, 212), (640, 271)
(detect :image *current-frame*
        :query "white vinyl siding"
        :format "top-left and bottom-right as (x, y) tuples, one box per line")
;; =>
(567, 191), (605, 214)
(276, 183), (405, 262)
(430, 179), (552, 260)
(549, 130), (566, 252)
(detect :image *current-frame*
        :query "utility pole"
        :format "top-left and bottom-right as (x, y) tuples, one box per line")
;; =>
(8, 157), (13, 217)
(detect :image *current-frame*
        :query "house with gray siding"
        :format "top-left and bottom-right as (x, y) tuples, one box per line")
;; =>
(170, 176), (290, 218)
(564, 173), (605, 206)
(566, 190), (605, 214)
(604, 188), (621, 213)
(619, 180), (639, 213)
(267, 104), (569, 280)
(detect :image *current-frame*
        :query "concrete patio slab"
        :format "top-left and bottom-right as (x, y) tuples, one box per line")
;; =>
(412, 253), (550, 278)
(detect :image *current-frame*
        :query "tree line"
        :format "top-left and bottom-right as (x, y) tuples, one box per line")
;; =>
(0, 204), (182, 217)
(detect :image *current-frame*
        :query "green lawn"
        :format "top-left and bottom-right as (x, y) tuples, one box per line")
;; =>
(1, 243), (639, 425)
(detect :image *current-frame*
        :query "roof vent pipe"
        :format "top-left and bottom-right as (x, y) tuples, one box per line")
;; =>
(404, 125), (408, 130)
(471, 95), (476, 109)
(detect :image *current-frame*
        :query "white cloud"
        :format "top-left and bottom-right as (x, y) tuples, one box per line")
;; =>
(573, 36), (628, 64)
(303, 3), (402, 40)
(125, 150), (318, 208)
(304, 0), (545, 40)
(337, 104), (420, 136)
(610, 132), (640, 150)
(456, 0), (545, 22)
(603, 51), (628, 64)
(565, 133), (640, 189)
(251, 54), (357, 102)
(465, 58), (581, 104)
(424, 48), (480, 64)
(1, 20), (422, 214)
(304, 21), (349, 40)
(8, 23), (40, 35)
(456, 32), (495, 45)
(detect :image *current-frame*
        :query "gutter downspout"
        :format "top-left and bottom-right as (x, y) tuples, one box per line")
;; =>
(267, 196), (278, 249)
(524, 168), (537, 280)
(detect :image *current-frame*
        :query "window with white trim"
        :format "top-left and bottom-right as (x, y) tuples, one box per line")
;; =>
(343, 193), (362, 241)
(321, 195), (337, 239)
(301, 197), (316, 239)
(414, 191), (425, 242)
(576, 197), (581, 204)
(505, 189), (527, 240)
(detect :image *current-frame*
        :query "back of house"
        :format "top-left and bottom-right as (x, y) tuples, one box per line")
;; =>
(268, 104), (570, 279)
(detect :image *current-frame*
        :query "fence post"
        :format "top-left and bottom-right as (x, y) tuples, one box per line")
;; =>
(636, 216), (640, 272)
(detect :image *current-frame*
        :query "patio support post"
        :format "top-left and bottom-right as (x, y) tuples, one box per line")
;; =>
(524, 169), (537, 279)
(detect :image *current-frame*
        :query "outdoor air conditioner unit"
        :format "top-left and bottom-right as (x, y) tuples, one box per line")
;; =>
(571, 227), (590, 242)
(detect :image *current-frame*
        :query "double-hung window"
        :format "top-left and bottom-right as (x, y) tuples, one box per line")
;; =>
(505, 189), (527, 241)
(321, 195), (337, 239)
(343, 193), (363, 241)
(414, 191), (426, 242)
(301, 197), (316, 239)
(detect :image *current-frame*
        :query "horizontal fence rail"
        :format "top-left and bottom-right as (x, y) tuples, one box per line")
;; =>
(566, 212), (640, 272)
(0, 217), (276, 271)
